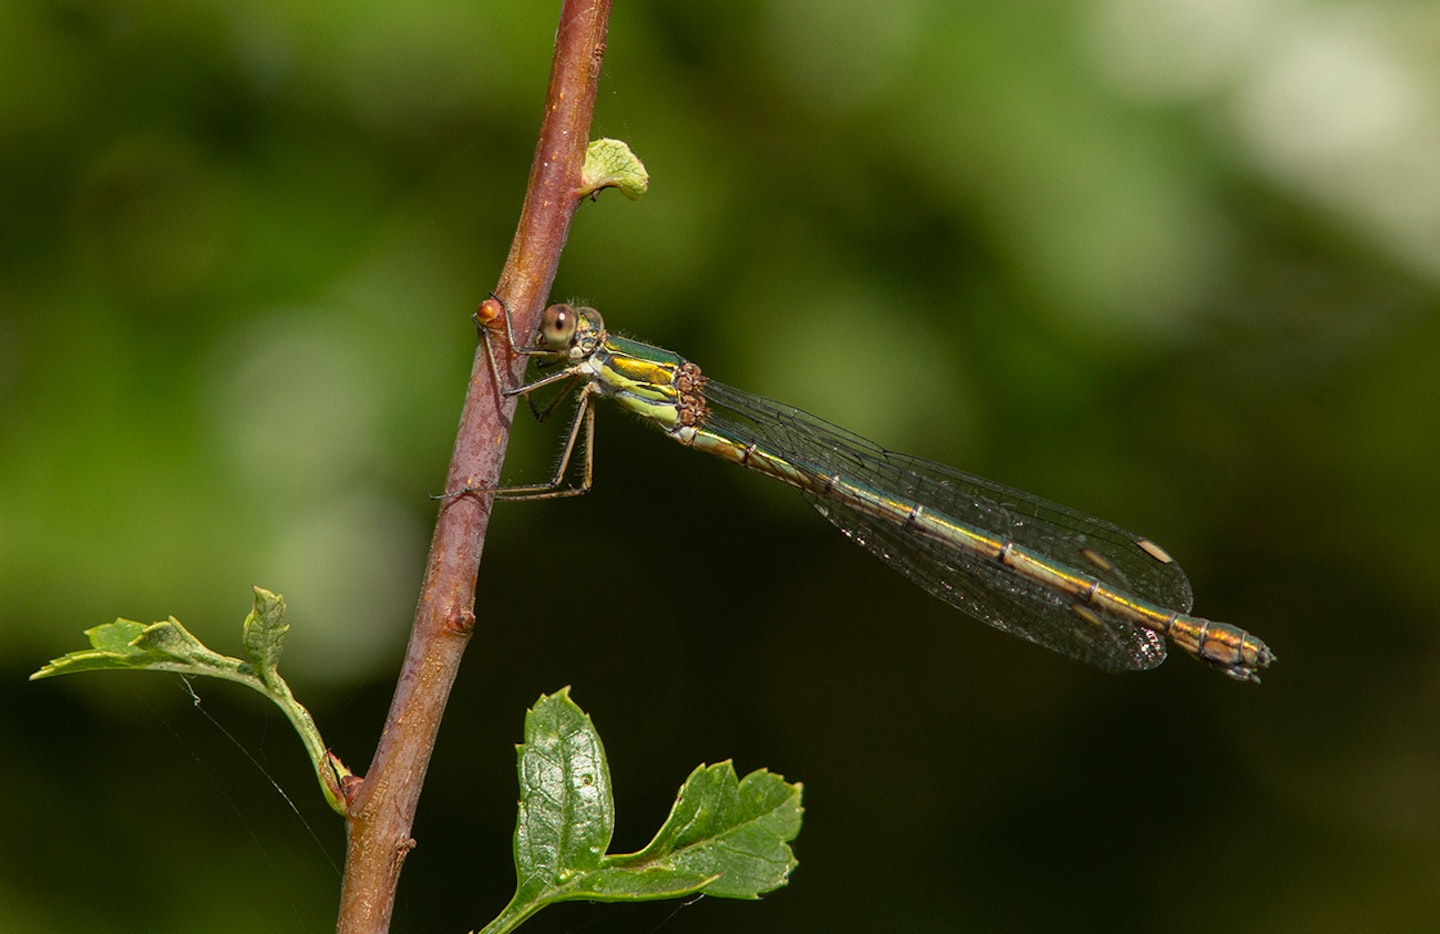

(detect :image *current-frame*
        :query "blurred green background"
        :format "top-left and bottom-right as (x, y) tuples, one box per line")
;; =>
(5, 0), (1440, 931)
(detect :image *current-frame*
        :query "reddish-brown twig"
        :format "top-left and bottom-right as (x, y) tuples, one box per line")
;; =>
(336, 3), (613, 931)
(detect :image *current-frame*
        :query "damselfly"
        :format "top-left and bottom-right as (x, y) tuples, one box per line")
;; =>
(470, 300), (1274, 683)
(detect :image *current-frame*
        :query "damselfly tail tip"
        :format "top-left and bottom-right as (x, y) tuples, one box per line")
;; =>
(1169, 615), (1275, 684)
(1208, 632), (1276, 684)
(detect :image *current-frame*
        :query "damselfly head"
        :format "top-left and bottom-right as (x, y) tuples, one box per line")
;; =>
(538, 303), (605, 359)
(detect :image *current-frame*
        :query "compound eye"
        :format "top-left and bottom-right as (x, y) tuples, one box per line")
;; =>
(539, 304), (578, 349)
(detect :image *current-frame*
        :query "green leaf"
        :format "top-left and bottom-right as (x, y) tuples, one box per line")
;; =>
(241, 586), (289, 690)
(579, 137), (649, 200)
(134, 617), (248, 673)
(86, 619), (149, 654)
(560, 865), (718, 900)
(605, 761), (803, 899)
(30, 589), (351, 816)
(30, 617), (247, 679)
(478, 691), (803, 934)
(512, 687), (614, 894)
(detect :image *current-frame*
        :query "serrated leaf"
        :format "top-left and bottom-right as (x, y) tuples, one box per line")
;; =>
(513, 688), (614, 894)
(579, 138), (649, 200)
(87, 619), (150, 654)
(30, 617), (244, 679)
(479, 693), (803, 934)
(133, 617), (245, 672)
(28, 619), (151, 677)
(241, 586), (289, 689)
(29, 590), (350, 816)
(605, 762), (803, 899)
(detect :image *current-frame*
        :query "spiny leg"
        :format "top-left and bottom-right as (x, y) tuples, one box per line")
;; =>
(439, 382), (598, 501)
(492, 384), (597, 500)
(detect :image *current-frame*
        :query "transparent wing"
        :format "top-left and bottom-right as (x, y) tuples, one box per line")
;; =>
(697, 380), (1187, 672)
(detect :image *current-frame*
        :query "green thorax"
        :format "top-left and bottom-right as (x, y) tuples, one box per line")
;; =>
(594, 334), (694, 430)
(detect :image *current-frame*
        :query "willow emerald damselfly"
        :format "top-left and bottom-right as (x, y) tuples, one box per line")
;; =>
(466, 300), (1275, 683)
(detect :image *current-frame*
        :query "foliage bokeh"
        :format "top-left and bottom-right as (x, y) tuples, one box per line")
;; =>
(5, 1), (1440, 931)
